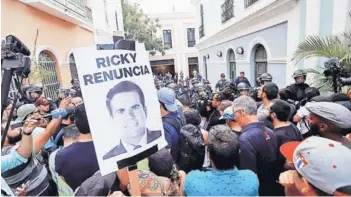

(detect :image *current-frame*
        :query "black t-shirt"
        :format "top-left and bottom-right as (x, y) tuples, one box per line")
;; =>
(55, 141), (99, 190)
(275, 123), (303, 147)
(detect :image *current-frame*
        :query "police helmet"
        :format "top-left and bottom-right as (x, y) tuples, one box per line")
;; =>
(21, 84), (30, 92)
(237, 82), (250, 91)
(27, 84), (43, 94)
(203, 79), (210, 85)
(259, 73), (273, 82)
(69, 89), (77, 97)
(191, 78), (199, 85)
(292, 69), (307, 78)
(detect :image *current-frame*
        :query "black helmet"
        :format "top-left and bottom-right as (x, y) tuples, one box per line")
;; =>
(191, 78), (199, 85)
(237, 82), (250, 91)
(27, 84), (43, 93)
(292, 69), (307, 78)
(69, 89), (77, 97)
(259, 73), (273, 82)
(203, 79), (210, 85)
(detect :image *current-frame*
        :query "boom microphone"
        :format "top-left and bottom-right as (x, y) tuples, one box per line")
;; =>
(34, 107), (74, 120)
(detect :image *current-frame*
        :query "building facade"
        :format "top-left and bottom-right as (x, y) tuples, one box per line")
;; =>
(191, 0), (351, 88)
(137, 0), (199, 78)
(1, 0), (124, 99)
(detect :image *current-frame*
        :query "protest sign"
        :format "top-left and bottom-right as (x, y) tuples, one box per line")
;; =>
(73, 45), (167, 175)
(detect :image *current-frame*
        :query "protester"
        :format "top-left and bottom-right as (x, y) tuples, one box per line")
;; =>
(183, 125), (259, 196)
(34, 97), (50, 115)
(219, 106), (241, 135)
(177, 93), (191, 112)
(269, 99), (303, 146)
(232, 95), (282, 196)
(257, 82), (279, 121)
(305, 102), (351, 147)
(2, 99), (69, 196)
(1, 120), (37, 173)
(178, 109), (205, 173)
(158, 87), (183, 163)
(235, 71), (251, 87)
(279, 136), (351, 196)
(49, 124), (80, 196)
(218, 100), (232, 115)
(55, 104), (99, 191)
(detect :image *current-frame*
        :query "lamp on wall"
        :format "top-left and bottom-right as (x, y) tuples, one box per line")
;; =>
(216, 51), (222, 57)
(205, 54), (210, 59)
(236, 47), (244, 55)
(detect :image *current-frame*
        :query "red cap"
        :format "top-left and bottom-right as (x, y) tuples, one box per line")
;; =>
(279, 141), (301, 162)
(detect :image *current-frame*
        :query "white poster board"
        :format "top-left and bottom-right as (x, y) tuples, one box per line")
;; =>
(73, 46), (167, 175)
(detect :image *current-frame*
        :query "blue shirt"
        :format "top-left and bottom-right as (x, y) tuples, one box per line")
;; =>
(1, 147), (27, 173)
(162, 112), (181, 149)
(235, 77), (251, 87)
(239, 122), (282, 196)
(184, 168), (259, 196)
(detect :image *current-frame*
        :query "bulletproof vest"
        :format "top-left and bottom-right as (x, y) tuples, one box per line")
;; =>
(295, 83), (309, 101)
(217, 79), (227, 91)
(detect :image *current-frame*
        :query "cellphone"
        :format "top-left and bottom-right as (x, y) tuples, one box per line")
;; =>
(10, 122), (23, 129)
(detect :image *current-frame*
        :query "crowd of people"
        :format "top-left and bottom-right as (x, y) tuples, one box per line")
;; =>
(1, 69), (351, 197)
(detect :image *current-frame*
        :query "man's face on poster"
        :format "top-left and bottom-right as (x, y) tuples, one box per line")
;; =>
(110, 91), (147, 142)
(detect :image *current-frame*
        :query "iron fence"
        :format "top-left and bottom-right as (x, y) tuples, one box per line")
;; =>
(37, 60), (60, 100)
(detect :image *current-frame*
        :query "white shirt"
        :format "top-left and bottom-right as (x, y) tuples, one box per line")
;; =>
(296, 106), (310, 135)
(121, 132), (147, 153)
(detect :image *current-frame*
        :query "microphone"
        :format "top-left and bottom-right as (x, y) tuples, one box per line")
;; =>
(34, 108), (73, 120)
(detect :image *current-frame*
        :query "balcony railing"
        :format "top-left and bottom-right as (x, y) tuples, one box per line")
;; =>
(53, 0), (87, 17)
(244, 0), (258, 8)
(221, 0), (234, 23)
(199, 25), (205, 38)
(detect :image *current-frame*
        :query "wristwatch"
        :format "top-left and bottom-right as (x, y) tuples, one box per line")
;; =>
(20, 128), (33, 136)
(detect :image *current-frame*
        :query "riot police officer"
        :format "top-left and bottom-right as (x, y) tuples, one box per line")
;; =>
(215, 73), (227, 92)
(27, 84), (57, 111)
(237, 82), (250, 96)
(283, 69), (310, 102)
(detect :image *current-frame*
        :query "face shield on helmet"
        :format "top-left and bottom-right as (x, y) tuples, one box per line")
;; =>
(293, 70), (307, 84)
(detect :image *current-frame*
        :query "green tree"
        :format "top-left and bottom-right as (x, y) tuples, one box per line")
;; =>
(27, 29), (56, 85)
(122, 0), (167, 55)
(293, 13), (351, 91)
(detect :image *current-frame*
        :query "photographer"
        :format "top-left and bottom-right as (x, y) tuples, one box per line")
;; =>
(204, 93), (226, 131)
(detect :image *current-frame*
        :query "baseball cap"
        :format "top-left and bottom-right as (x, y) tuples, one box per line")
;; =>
(305, 102), (351, 129)
(15, 104), (38, 122)
(75, 170), (116, 196)
(219, 106), (235, 120)
(280, 136), (351, 195)
(157, 87), (177, 112)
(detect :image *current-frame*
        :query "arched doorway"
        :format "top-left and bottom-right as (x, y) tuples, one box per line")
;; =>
(254, 44), (267, 80)
(228, 49), (236, 80)
(69, 54), (79, 82)
(37, 51), (60, 99)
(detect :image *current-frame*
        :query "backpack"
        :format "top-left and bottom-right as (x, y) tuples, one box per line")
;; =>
(177, 124), (205, 173)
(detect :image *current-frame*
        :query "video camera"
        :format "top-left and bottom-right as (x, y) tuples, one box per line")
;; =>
(323, 58), (351, 93)
(1, 35), (31, 147)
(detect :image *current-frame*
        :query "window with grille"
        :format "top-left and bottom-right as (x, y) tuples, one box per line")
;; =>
(228, 49), (236, 79)
(187, 28), (196, 47)
(254, 44), (267, 79)
(69, 54), (79, 82)
(163, 30), (173, 49)
(37, 51), (60, 100)
(221, 0), (234, 23)
(199, 4), (205, 38)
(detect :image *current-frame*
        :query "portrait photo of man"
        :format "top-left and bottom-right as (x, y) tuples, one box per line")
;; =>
(103, 80), (162, 160)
